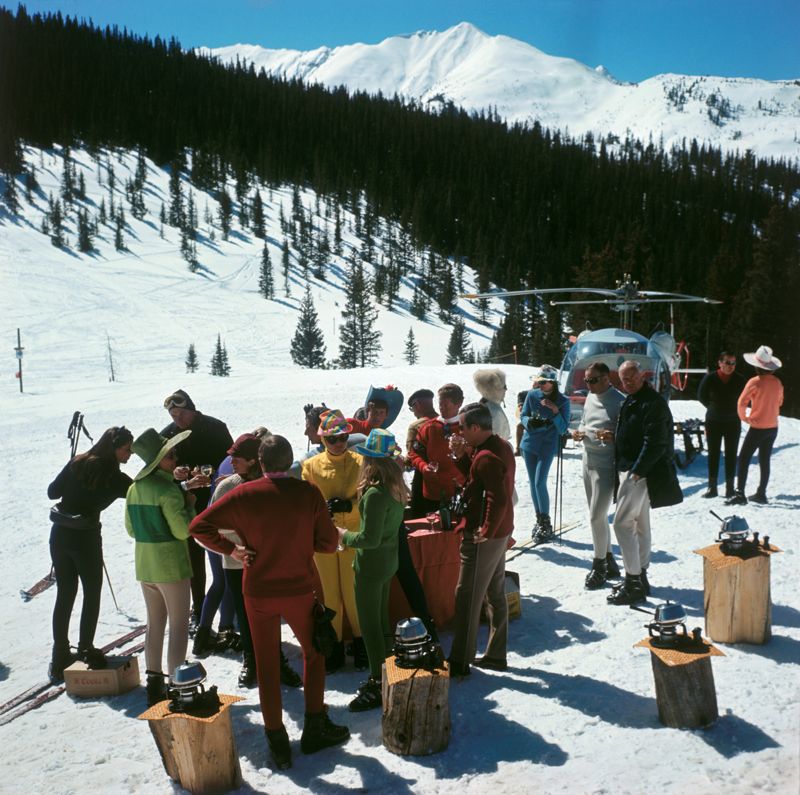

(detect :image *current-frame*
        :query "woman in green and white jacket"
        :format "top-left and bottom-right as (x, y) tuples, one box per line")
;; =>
(126, 427), (201, 704)
(338, 428), (408, 712)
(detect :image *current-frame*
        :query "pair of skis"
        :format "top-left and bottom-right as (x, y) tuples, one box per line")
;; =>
(20, 570), (56, 602)
(0, 625), (146, 726)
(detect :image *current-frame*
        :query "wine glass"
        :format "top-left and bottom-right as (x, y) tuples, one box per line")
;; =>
(595, 430), (608, 448)
(201, 464), (213, 477)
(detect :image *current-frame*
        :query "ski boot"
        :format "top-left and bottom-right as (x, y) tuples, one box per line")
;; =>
(191, 626), (217, 657)
(640, 566), (651, 597)
(725, 490), (747, 506)
(48, 644), (76, 683)
(266, 725), (292, 770)
(532, 514), (556, 546)
(702, 484), (718, 498)
(748, 491), (768, 505)
(300, 709), (350, 754)
(606, 574), (646, 606)
(605, 551), (621, 578)
(584, 558), (608, 590)
(214, 626), (240, 653)
(145, 670), (168, 706)
(77, 644), (107, 669)
(348, 676), (382, 712)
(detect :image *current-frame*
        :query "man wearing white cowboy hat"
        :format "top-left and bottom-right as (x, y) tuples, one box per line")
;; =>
(727, 345), (784, 505)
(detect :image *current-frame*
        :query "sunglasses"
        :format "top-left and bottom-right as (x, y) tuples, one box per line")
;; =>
(720, 360), (736, 366)
(326, 434), (349, 444)
(164, 394), (188, 410)
(585, 376), (605, 385)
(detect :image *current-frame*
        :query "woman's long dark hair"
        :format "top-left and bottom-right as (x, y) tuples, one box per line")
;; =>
(71, 426), (133, 489)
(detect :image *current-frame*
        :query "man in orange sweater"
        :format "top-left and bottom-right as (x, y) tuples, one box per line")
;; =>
(727, 345), (784, 506)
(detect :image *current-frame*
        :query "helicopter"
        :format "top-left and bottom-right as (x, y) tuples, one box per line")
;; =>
(461, 274), (722, 424)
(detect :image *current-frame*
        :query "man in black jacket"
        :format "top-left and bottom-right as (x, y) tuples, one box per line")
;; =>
(609, 361), (683, 605)
(162, 389), (233, 623)
(697, 351), (745, 498)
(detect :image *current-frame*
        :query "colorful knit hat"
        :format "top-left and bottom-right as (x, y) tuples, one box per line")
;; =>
(355, 428), (401, 459)
(318, 409), (353, 437)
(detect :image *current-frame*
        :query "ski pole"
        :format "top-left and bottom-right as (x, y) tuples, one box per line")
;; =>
(103, 561), (120, 612)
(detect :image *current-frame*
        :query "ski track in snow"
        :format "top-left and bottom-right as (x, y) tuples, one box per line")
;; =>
(0, 146), (797, 794)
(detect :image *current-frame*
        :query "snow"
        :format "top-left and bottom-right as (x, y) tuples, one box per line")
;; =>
(204, 23), (800, 163)
(1, 145), (798, 794)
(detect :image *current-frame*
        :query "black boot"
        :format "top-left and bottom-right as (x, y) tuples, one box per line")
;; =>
(606, 574), (646, 606)
(280, 650), (302, 688)
(532, 514), (556, 546)
(49, 644), (75, 683)
(325, 640), (345, 674)
(300, 710), (350, 754)
(605, 552), (621, 578)
(725, 490), (747, 506)
(214, 626), (240, 654)
(76, 644), (107, 669)
(351, 637), (369, 672)
(702, 483), (718, 498)
(748, 491), (768, 505)
(584, 558), (608, 590)
(145, 670), (168, 706)
(266, 725), (292, 770)
(192, 626), (216, 657)
(640, 566), (651, 596)
(348, 676), (382, 712)
(238, 653), (257, 688)
(531, 513), (543, 540)
(725, 481), (735, 499)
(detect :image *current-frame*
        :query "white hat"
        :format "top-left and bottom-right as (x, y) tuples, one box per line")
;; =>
(743, 345), (781, 371)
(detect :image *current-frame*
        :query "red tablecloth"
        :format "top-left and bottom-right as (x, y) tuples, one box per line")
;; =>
(389, 520), (462, 629)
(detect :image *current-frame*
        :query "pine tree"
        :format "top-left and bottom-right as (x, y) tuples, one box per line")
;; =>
(336, 262), (382, 368)
(251, 189), (265, 238)
(3, 173), (19, 214)
(114, 208), (125, 251)
(185, 343), (199, 373)
(48, 194), (65, 248)
(411, 282), (430, 320)
(210, 334), (231, 376)
(77, 208), (93, 252)
(218, 187), (232, 240)
(404, 327), (419, 365)
(446, 317), (472, 364)
(281, 237), (291, 296)
(168, 157), (184, 227)
(290, 288), (327, 368)
(258, 242), (274, 299)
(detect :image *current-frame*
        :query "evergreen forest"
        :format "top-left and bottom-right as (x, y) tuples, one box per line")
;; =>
(1, 7), (798, 412)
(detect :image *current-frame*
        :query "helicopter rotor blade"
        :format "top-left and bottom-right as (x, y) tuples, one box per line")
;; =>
(460, 287), (621, 300)
(638, 290), (723, 304)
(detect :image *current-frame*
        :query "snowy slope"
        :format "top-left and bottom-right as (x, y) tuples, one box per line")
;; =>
(0, 146), (798, 794)
(205, 22), (800, 162)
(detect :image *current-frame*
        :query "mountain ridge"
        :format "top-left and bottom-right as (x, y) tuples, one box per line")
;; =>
(205, 23), (800, 162)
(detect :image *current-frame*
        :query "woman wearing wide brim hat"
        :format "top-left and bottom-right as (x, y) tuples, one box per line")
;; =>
(125, 428), (195, 705)
(338, 428), (408, 711)
(726, 346), (784, 506)
(301, 409), (367, 673)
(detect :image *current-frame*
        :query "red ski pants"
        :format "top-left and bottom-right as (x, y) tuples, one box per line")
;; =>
(244, 591), (324, 730)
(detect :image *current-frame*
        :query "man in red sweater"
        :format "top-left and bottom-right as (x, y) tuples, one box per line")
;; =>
(406, 383), (466, 511)
(447, 402), (516, 677)
(189, 435), (349, 770)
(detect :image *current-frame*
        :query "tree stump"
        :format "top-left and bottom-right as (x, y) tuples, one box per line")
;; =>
(381, 656), (450, 756)
(138, 694), (243, 794)
(635, 638), (724, 729)
(694, 543), (780, 644)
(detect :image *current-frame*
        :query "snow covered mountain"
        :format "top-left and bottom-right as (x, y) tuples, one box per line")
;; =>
(205, 22), (800, 162)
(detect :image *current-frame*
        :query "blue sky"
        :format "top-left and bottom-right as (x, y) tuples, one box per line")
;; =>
(15, 0), (800, 82)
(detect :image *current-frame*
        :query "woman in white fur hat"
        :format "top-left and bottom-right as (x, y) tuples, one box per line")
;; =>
(726, 345), (784, 505)
(473, 368), (512, 441)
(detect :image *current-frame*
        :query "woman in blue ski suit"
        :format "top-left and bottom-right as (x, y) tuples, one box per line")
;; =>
(519, 366), (570, 541)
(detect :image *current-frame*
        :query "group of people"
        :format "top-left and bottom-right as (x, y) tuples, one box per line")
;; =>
(43, 344), (784, 770)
